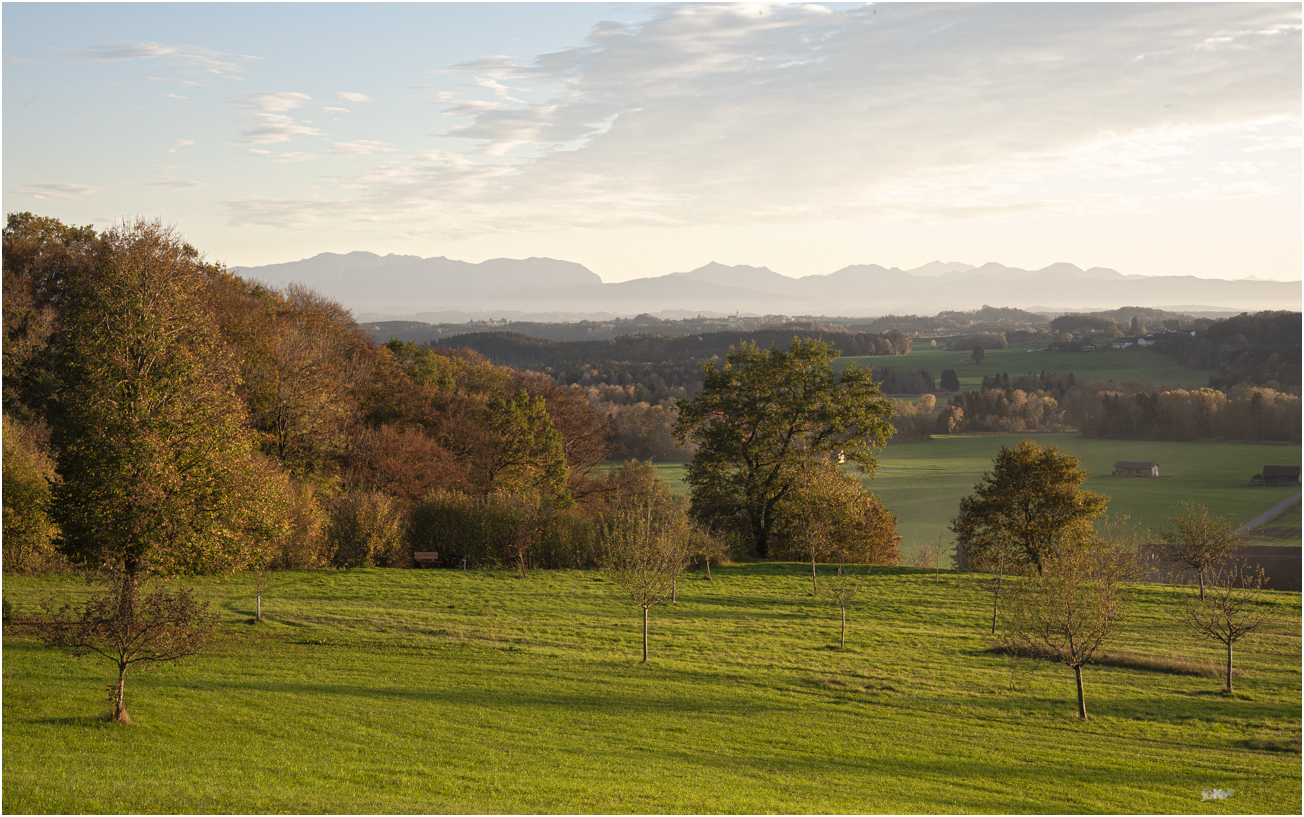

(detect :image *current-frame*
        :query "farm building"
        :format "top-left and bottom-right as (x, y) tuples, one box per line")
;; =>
(1250, 465), (1301, 486)
(1113, 460), (1159, 477)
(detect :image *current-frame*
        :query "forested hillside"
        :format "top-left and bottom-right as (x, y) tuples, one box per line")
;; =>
(1, 214), (626, 574)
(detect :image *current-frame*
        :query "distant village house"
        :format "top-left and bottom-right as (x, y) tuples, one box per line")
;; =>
(1113, 460), (1159, 477)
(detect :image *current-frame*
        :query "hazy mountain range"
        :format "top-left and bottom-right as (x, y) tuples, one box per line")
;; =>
(231, 253), (1301, 321)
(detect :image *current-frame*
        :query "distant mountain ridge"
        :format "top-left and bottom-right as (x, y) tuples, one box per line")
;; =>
(230, 252), (1300, 319)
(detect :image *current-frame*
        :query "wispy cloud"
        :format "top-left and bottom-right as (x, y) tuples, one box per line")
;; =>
(148, 180), (205, 188)
(272, 152), (317, 163)
(333, 91), (372, 103)
(238, 114), (322, 144)
(56, 42), (256, 75)
(237, 92), (312, 112)
(168, 139), (194, 153)
(329, 140), (396, 155)
(226, 3), (1301, 237)
(10, 183), (104, 200)
(233, 92), (322, 144)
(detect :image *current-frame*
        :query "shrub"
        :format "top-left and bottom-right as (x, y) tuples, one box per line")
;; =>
(327, 491), (406, 568)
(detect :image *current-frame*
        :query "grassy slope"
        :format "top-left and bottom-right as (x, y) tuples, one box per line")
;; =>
(836, 343), (1219, 392)
(3, 566), (1299, 814)
(639, 435), (1301, 555)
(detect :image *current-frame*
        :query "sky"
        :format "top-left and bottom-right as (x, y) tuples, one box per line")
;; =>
(4, 2), (1301, 283)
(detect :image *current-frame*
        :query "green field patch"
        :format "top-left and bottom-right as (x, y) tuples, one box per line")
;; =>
(836, 343), (1219, 392)
(631, 436), (1301, 560)
(3, 566), (1298, 813)
(1247, 500), (1302, 548)
(866, 434), (1301, 557)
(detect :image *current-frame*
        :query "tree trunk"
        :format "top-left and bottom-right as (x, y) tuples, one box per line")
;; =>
(840, 603), (846, 649)
(705, 558), (711, 580)
(811, 554), (818, 595)
(1225, 641), (1233, 693)
(991, 566), (1003, 634)
(1074, 664), (1088, 720)
(671, 576), (677, 604)
(642, 606), (649, 663)
(1198, 569), (1206, 601)
(256, 594), (262, 622)
(113, 662), (131, 724)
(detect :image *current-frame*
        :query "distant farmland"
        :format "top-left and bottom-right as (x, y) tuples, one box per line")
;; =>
(837, 343), (1220, 392)
(640, 433), (1302, 556)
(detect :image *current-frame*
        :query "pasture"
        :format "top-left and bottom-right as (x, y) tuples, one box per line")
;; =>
(640, 434), (1302, 557)
(836, 343), (1220, 391)
(3, 566), (1299, 813)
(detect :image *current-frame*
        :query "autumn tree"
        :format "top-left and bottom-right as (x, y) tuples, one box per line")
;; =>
(481, 389), (571, 506)
(775, 458), (901, 592)
(241, 284), (373, 473)
(42, 220), (289, 722)
(600, 461), (694, 662)
(951, 440), (1108, 575)
(1157, 503), (1247, 600)
(508, 370), (612, 492)
(1002, 539), (1136, 720)
(675, 338), (894, 557)
(2, 212), (102, 421)
(1180, 562), (1274, 693)
(52, 220), (289, 579)
(2, 415), (63, 573)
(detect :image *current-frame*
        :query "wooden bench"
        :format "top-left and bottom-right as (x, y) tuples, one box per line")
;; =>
(413, 551), (443, 569)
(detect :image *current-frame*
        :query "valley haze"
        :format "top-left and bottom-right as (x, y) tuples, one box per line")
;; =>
(234, 254), (1303, 321)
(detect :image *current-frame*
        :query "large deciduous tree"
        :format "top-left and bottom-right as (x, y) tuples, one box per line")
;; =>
(52, 219), (289, 580)
(38, 220), (289, 722)
(951, 440), (1108, 576)
(674, 338), (894, 557)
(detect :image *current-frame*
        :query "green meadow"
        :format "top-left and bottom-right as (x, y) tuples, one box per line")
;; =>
(639, 434), (1301, 557)
(836, 343), (1219, 391)
(3, 565), (1299, 813)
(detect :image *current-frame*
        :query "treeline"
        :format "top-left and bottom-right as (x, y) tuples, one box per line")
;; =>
(1151, 310), (1300, 391)
(424, 327), (909, 462)
(363, 313), (810, 344)
(940, 375), (1300, 442)
(433, 325), (912, 371)
(3, 213), (692, 574)
(846, 305), (1048, 335)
